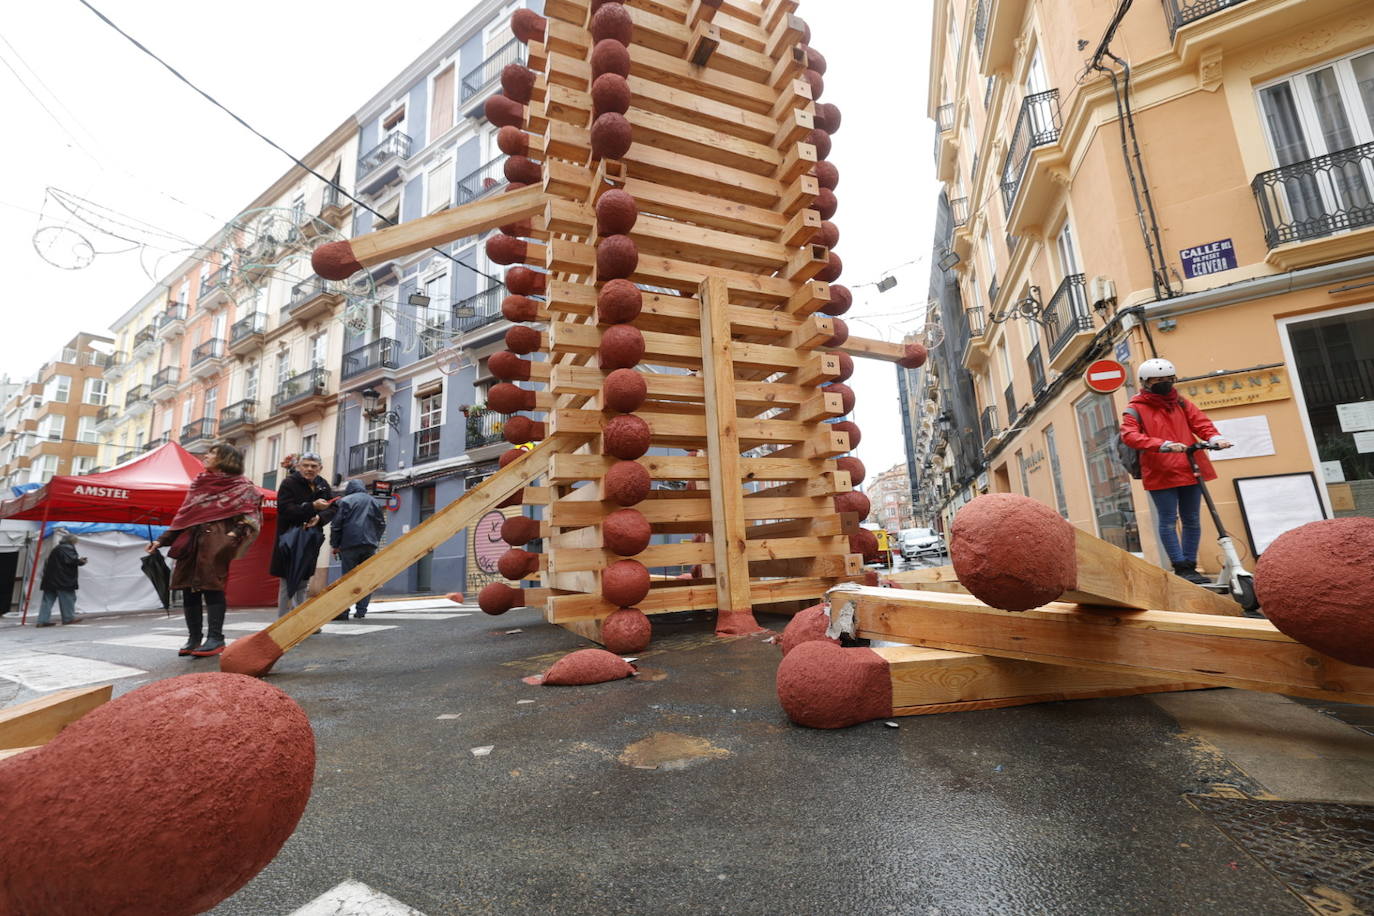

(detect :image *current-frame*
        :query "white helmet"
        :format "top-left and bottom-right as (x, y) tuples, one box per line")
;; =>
(1138, 358), (1176, 381)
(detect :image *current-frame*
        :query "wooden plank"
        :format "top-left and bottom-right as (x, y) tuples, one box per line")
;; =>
(548, 575), (840, 621)
(885, 566), (967, 594)
(254, 434), (588, 654)
(874, 647), (1208, 717)
(547, 452), (836, 484)
(835, 335), (909, 363)
(0, 684), (112, 749)
(547, 491), (833, 528)
(839, 587), (1374, 705)
(700, 276), (753, 616)
(1067, 528), (1243, 616)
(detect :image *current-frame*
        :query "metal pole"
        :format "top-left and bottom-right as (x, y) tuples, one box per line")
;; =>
(20, 506), (51, 625)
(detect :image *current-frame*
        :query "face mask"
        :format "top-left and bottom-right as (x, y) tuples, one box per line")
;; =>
(1148, 381), (1174, 395)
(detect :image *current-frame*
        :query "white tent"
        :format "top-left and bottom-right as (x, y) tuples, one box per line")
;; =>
(32, 529), (163, 616)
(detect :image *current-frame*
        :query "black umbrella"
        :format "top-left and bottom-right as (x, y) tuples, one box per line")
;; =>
(140, 551), (172, 610)
(275, 524), (325, 598)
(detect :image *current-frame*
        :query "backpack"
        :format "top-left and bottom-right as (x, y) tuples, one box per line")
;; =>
(1115, 407), (1147, 480)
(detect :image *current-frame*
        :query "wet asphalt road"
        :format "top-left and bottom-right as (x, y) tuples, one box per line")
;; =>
(0, 569), (1323, 914)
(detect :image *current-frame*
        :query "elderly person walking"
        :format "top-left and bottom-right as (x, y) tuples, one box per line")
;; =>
(147, 442), (262, 657)
(35, 533), (87, 627)
(329, 480), (387, 620)
(272, 451), (334, 616)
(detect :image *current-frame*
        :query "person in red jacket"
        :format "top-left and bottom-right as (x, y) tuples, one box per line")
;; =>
(1120, 358), (1233, 583)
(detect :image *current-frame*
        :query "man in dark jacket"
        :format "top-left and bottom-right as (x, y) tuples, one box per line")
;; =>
(36, 533), (87, 627)
(329, 479), (387, 619)
(271, 451), (334, 616)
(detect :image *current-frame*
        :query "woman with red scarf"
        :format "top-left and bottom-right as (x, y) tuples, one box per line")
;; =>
(1120, 358), (1232, 583)
(146, 442), (263, 657)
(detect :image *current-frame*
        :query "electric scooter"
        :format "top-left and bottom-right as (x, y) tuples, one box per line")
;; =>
(1186, 443), (1261, 614)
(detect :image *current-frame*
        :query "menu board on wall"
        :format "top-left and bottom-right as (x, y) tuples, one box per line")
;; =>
(1233, 472), (1327, 556)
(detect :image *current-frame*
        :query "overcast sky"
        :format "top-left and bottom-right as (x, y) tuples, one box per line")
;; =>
(0, 0), (937, 483)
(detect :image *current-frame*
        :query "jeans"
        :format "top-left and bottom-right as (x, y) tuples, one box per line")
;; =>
(37, 589), (77, 624)
(277, 580), (307, 618)
(1149, 484), (1204, 565)
(338, 545), (378, 615)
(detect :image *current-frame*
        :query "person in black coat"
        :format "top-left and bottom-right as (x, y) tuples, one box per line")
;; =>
(36, 533), (87, 627)
(271, 451), (334, 616)
(329, 479), (388, 619)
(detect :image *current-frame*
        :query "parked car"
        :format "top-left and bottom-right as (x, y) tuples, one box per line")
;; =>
(899, 527), (946, 559)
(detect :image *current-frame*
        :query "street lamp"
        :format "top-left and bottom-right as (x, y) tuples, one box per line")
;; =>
(360, 387), (401, 432)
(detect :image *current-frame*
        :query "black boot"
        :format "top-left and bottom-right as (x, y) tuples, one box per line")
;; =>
(181, 597), (204, 656)
(192, 599), (226, 657)
(179, 636), (202, 657)
(1172, 562), (1210, 585)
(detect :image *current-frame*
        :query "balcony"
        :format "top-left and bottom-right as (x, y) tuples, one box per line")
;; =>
(132, 323), (158, 358)
(1162, 0), (1248, 34)
(979, 0), (1030, 76)
(286, 277), (344, 324)
(1044, 274), (1094, 371)
(228, 312), (266, 356)
(962, 306), (989, 371)
(218, 400), (257, 437)
(116, 450), (139, 465)
(462, 37), (525, 103)
(453, 285), (505, 335)
(1252, 141), (1374, 270)
(934, 104), (958, 179)
(319, 185), (351, 224)
(348, 438), (388, 475)
(262, 470), (278, 490)
(1000, 90), (1062, 214)
(189, 339), (226, 378)
(980, 405), (998, 442)
(198, 266), (231, 311)
(102, 351), (129, 381)
(94, 404), (119, 433)
(271, 367), (331, 416)
(180, 418), (217, 449)
(124, 384), (150, 414)
(456, 156), (508, 205)
(150, 366), (181, 400)
(156, 304), (187, 339)
(357, 131), (412, 196)
(464, 410), (505, 450)
(413, 426), (443, 465)
(342, 337), (401, 382)
(142, 434), (170, 452)
(950, 196), (970, 228)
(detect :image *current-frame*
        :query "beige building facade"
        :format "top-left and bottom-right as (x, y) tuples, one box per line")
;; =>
(930, 0), (1374, 568)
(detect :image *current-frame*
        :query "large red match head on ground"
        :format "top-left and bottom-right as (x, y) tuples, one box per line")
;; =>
(602, 559), (651, 607)
(479, 582), (522, 615)
(779, 603), (840, 657)
(951, 493), (1078, 612)
(1255, 517), (1374, 667)
(603, 414), (651, 460)
(0, 673), (314, 916)
(603, 368), (647, 413)
(543, 648), (637, 686)
(601, 607), (652, 653)
(777, 641), (891, 729)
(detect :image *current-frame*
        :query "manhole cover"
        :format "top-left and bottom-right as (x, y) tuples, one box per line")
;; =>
(1187, 795), (1374, 914)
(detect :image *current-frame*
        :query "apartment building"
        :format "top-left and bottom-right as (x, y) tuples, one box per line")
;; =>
(99, 289), (167, 465)
(331, 0), (545, 597)
(867, 463), (916, 533)
(0, 333), (113, 487)
(929, 0), (1374, 565)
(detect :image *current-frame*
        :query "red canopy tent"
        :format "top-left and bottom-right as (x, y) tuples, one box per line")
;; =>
(0, 442), (279, 614)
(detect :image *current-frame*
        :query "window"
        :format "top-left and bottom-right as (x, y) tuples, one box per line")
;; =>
(382, 106), (405, 132)
(310, 333), (328, 368)
(418, 388), (443, 429)
(421, 275), (449, 355)
(376, 197), (401, 228)
(36, 455), (58, 484)
(276, 351), (292, 388)
(244, 364), (259, 403)
(427, 158), (454, 213)
(366, 409), (388, 442)
(947, 4), (961, 62)
(84, 378), (108, 406)
(212, 313), (227, 340)
(78, 416), (97, 443)
(74, 455), (96, 475)
(204, 386), (218, 421)
(181, 399), (193, 425)
(1045, 425), (1069, 518)
(290, 195), (305, 225)
(45, 375), (71, 403)
(40, 414), (64, 441)
(981, 226), (997, 302)
(1056, 220), (1081, 280)
(302, 433), (318, 455)
(267, 435), (281, 468)
(431, 65), (456, 138)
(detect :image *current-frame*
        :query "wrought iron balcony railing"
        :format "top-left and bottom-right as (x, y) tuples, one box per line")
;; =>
(218, 399), (256, 432)
(950, 196), (970, 228)
(1000, 89), (1062, 212)
(413, 426), (442, 464)
(453, 285), (505, 333)
(95, 404), (118, 425)
(980, 404), (998, 441)
(158, 304), (186, 327)
(190, 339), (224, 367)
(320, 184), (349, 215)
(348, 439), (388, 475)
(966, 305), (986, 338)
(289, 276), (337, 310)
(271, 367), (330, 413)
(936, 103), (955, 133)
(465, 410), (504, 449)
(1252, 141), (1374, 249)
(358, 131), (412, 176)
(1162, 0), (1249, 33)
(152, 366), (180, 390)
(1044, 273), (1093, 361)
(133, 324), (157, 349)
(143, 434), (170, 451)
(230, 312), (266, 343)
(462, 37), (526, 102)
(199, 266), (230, 301)
(456, 156), (508, 204)
(116, 450), (138, 465)
(180, 418), (216, 445)
(342, 338), (400, 380)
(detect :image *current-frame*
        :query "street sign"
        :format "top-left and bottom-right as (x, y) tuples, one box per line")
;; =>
(1180, 239), (1237, 278)
(1114, 339), (1131, 363)
(1085, 359), (1128, 393)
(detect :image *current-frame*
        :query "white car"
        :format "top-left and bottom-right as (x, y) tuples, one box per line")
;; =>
(899, 528), (945, 559)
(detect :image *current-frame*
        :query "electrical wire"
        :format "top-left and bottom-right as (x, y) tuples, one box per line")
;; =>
(73, 0), (501, 286)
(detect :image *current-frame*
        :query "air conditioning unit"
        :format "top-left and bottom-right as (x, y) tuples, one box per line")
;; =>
(1091, 276), (1117, 311)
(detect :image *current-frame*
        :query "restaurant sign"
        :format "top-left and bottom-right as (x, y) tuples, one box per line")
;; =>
(1181, 367), (1290, 411)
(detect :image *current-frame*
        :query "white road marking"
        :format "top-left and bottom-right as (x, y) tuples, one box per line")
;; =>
(0, 651), (145, 691)
(355, 612), (467, 620)
(368, 598), (465, 611)
(318, 623), (398, 635)
(95, 635), (188, 650)
(288, 879), (427, 916)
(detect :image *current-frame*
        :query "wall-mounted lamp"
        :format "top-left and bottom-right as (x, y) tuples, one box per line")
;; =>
(360, 387), (401, 432)
(937, 249), (961, 271)
(876, 275), (898, 292)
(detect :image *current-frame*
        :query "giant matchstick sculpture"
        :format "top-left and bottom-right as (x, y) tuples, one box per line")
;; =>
(222, 0), (928, 677)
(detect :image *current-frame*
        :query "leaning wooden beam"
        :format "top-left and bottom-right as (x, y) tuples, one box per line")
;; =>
(0, 684), (112, 752)
(310, 184), (546, 280)
(834, 586), (1374, 705)
(220, 434), (590, 678)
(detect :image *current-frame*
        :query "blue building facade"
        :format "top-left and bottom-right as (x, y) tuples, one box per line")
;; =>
(329, 0), (545, 597)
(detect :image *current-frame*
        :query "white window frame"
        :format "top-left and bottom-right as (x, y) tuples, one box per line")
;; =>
(83, 377), (108, 406)
(77, 415), (97, 444)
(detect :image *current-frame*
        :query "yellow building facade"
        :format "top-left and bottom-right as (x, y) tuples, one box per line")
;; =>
(930, 0), (1374, 568)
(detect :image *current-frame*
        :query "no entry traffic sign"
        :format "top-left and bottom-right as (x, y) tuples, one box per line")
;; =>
(1085, 359), (1128, 393)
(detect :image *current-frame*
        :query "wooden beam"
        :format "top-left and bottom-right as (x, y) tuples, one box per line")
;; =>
(1067, 528), (1243, 615)
(0, 684), (112, 750)
(838, 586), (1374, 705)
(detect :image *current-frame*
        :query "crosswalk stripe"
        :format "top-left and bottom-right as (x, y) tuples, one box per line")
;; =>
(287, 879), (427, 915)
